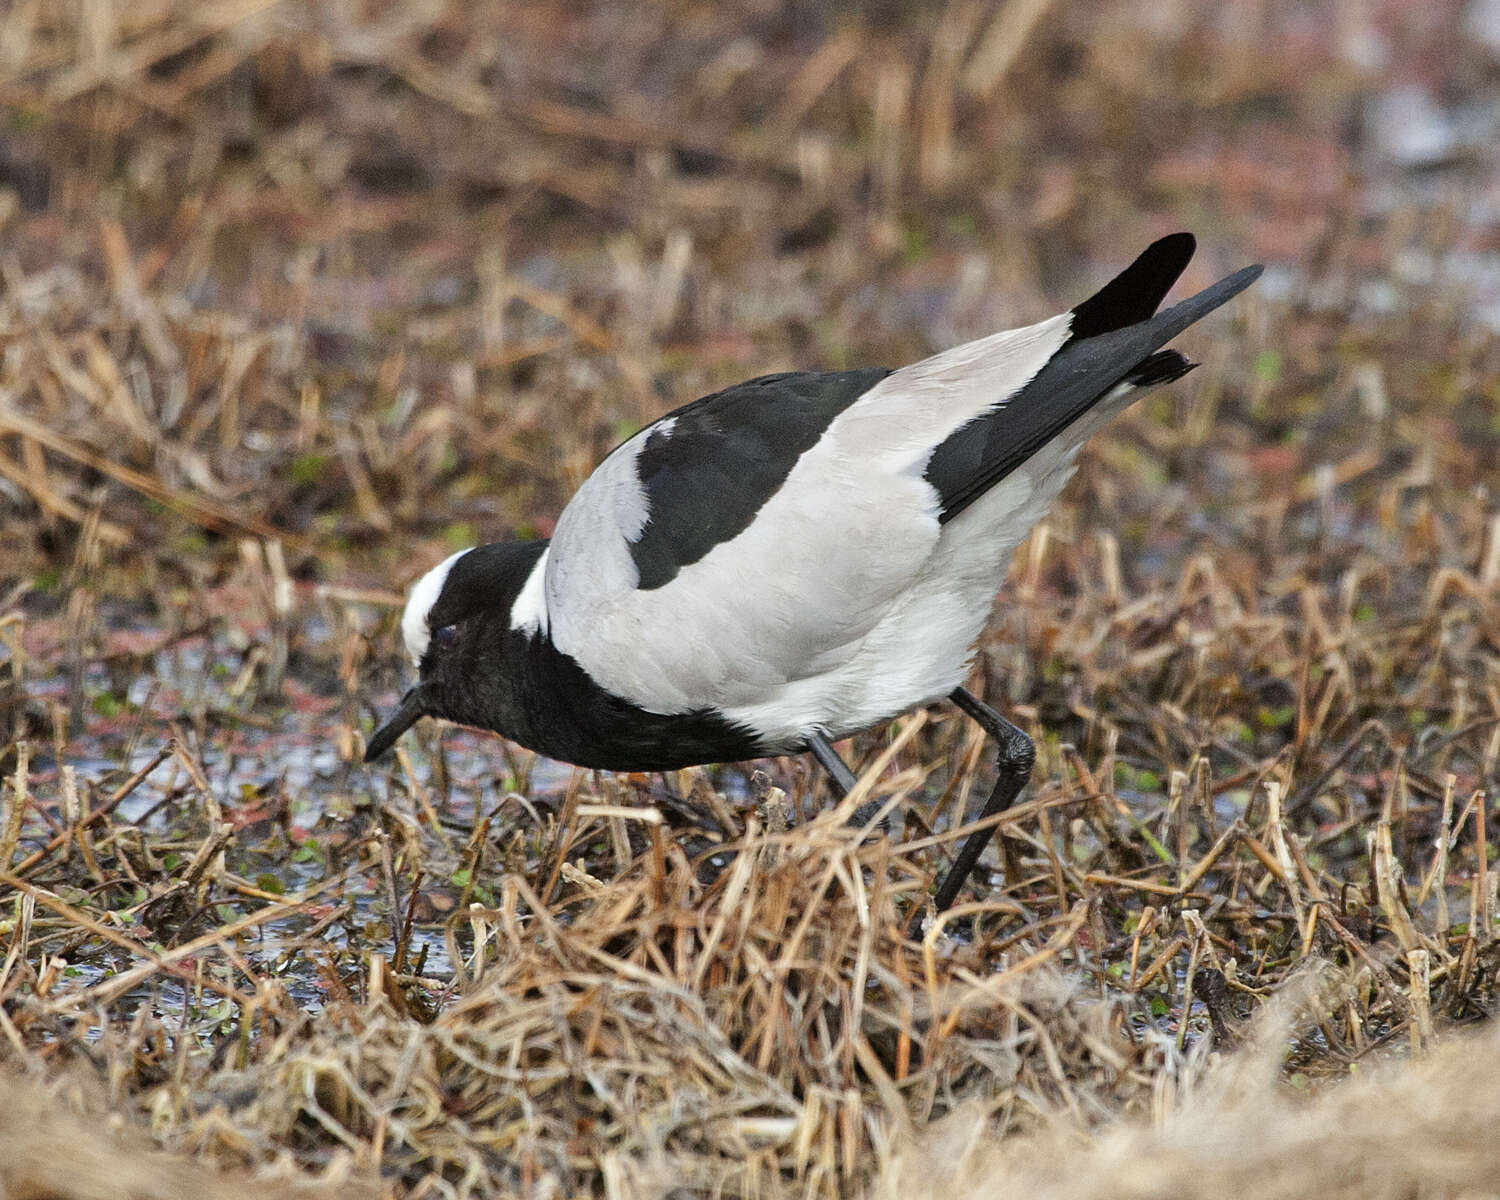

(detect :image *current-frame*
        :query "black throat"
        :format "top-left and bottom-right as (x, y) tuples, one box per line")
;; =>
(429, 541), (768, 772)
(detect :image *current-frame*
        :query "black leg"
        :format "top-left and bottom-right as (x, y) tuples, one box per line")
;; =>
(928, 686), (1034, 913)
(806, 732), (859, 796)
(806, 732), (889, 830)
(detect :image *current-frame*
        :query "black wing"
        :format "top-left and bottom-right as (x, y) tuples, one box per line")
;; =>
(629, 368), (892, 589)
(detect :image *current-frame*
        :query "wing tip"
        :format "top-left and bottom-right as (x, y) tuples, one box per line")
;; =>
(1224, 262), (1266, 292)
(1158, 261), (1264, 328)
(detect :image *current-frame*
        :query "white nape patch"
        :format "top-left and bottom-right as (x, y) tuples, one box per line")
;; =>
(401, 549), (469, 665)
(509, 546), (551, 635)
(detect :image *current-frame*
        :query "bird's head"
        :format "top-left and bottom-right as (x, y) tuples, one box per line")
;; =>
(364, 540), (549, 761)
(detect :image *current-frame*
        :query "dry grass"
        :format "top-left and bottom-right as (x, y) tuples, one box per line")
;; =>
(1, 0), (1498, 1196)
(881, 971), (1500, 1200)
(0, 1071), (366, 1199)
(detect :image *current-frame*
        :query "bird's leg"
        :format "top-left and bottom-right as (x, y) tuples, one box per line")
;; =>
(807, 732), (859, 796)
(928, 686), (1035, 913)
(805, 733), (889, 829)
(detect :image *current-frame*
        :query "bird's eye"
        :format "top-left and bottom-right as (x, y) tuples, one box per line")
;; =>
(432, 623), (459, 651)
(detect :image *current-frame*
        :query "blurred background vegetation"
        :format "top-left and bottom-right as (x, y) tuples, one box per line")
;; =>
(3, 0), (1494, 592)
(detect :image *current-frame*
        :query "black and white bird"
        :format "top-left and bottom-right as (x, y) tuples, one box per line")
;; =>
(366, 233), (1261, 912)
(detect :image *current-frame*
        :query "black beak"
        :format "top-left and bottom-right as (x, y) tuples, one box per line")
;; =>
(365, 686), (429, 762)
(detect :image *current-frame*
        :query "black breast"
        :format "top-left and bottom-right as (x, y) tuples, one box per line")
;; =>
(441, 613), (775, 772)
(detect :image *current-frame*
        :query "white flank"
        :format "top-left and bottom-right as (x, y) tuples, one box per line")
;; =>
(401, 548), (469, 665)
(510, 547), (551, 635)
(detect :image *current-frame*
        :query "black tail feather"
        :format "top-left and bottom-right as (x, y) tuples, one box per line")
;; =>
(928, 257), (1262, 524)
(1068, 232), (1197, 342)
(1126, 349), (1195, 388)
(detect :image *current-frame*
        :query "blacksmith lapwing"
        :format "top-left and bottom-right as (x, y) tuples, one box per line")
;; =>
(366, 233), (1262, 914)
